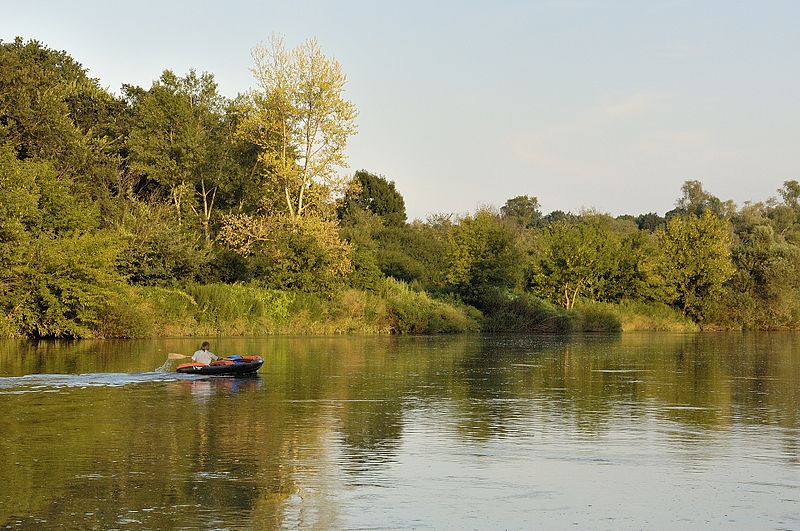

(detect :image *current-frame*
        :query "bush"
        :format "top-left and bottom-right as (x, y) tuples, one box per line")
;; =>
(572, 305), (622, 332)
(95, 290), (157, 338)
(575, 300), (697, 332)
(478, 290), (572, 333)
(380, 278), (480, 334)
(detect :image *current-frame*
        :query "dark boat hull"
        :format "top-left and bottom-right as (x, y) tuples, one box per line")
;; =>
(176, 357), (263, 376)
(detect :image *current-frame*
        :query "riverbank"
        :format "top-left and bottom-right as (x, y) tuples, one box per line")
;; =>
(0, 279), (702, 339)
(88, 280), (697, 338)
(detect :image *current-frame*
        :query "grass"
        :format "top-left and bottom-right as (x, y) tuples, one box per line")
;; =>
(574, 300), (697, 332)
(95, 279), (481, 337)
(27, 282), (700, 338)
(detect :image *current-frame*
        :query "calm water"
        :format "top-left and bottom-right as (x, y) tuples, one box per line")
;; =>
(1, 333), (799, 529)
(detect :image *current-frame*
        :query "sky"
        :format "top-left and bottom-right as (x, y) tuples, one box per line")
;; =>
(5, 0), (799, 221)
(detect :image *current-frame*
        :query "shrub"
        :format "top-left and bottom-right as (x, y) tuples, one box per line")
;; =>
(479, 290), (572, 333)
(575, 300), (697, 332)
(380, 278), (480, 334)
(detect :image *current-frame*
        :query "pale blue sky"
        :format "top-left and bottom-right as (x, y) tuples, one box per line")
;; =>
(5, 1), (799, 220)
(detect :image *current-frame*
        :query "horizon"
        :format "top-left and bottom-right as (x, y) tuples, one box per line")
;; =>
(5, 0), (798, 221)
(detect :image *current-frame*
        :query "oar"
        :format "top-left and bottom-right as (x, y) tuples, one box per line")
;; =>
(168, 352), (190, 360)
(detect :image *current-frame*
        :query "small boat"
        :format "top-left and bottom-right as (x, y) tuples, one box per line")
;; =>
(176, 355), (264, 376)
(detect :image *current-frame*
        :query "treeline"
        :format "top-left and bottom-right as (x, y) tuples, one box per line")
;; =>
(1, 37), (799, 338)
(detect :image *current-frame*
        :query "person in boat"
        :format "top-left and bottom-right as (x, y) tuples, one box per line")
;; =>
(192, 342), (219, 365)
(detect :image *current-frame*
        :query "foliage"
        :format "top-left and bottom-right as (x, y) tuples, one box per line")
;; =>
(241, 35), (357, 220)
(573, 300), (696, 331)
(112, 199), (207, 285)
(219, 213), (351, 292)
(7, 232), (124, 338)
(667, 180), (735, 219)
(501, 195), (542, 228)
(124, 69), (236, 240)
(480, 290), (572, 333)
(3, 37), (800, 336)
(707, 225), (800, 329)
(445, 209), (524, 301)
(529, 219), (619, 309)
(338, 170), (407, 227)
(656, 210), (735, 320)
(379, 278), (481, 334)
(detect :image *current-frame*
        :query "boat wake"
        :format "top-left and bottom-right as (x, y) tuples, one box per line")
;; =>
(0, 372), (210, 394)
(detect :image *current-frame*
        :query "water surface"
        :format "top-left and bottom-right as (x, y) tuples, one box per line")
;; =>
(1, 333), (798, 529)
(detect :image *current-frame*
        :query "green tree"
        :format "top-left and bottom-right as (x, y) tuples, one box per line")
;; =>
(0, 38), (87, 165)
(445, 209), (523, 301)
(500, 195), (542, 228)
(778, 180), (800, 209)
(529, 219), (619, 309)
(125, 69), (232, 241)
(0, 147), (121, 338)
(240, 35), (357, 220)
(656, 210), (734, 320)
(338, 170), (407, 227)
(635, 212), (664, 231)
(668, 180), (735, 219)
(0, 38), (123, 202)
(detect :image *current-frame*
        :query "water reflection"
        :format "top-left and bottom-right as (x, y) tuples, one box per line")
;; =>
(0, 333), (799, 528)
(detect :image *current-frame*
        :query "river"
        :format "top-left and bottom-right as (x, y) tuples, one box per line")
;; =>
(1, 333), (798, 529)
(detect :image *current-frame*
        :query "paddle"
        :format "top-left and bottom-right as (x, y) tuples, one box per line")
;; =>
(168, 352), (190, 360)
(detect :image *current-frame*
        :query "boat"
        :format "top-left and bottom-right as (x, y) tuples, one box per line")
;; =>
(176, 355), (264, 376)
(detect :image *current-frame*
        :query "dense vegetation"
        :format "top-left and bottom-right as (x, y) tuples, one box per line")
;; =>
(1, 37), (799, 338)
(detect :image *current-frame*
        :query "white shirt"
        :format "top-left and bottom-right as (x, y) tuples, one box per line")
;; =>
(192, 349), (219, 365)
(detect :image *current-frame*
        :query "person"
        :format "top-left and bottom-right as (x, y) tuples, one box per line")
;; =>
(192, 341), (219, 365)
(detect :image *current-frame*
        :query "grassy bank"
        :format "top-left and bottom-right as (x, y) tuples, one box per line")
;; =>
(3, 279), (701, 339)
(96, 278), (481, 338)
(574, 300), (698, 332)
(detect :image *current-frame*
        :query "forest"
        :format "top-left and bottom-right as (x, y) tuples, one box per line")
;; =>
(1, 37), (799, 339)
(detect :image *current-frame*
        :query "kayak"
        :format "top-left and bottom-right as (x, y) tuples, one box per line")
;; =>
(176, 355), (264, 376)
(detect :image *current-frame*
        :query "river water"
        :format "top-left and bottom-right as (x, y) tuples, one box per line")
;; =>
(1, 333), (798, 529)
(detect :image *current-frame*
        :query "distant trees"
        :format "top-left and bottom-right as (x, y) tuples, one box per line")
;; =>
(445, 209), (523, 302)
(529, 219), (620, 309)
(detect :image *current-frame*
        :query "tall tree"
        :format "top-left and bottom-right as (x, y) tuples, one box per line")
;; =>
(668, 180), (735, 219)
(125, 69), (230, 241)
(240, 35), (357, 220)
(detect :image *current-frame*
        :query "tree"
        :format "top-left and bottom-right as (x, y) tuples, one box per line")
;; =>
(218, 213), (351, 292)
(501, 195), (542, 228)
(656, 210), (734, 320)
(668, 180), (735, 219)
(0, 38), (123, 202)
(125, 69), (232, 242)
(635, 212), (664, 231)
(529, 219), (619, 309)
(338, 170), (407, 227)
(240, 35), (357, 220)
(445, 209), (523, 302)
(778, 180), (800, 209)
(0, 38), (86, 165)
